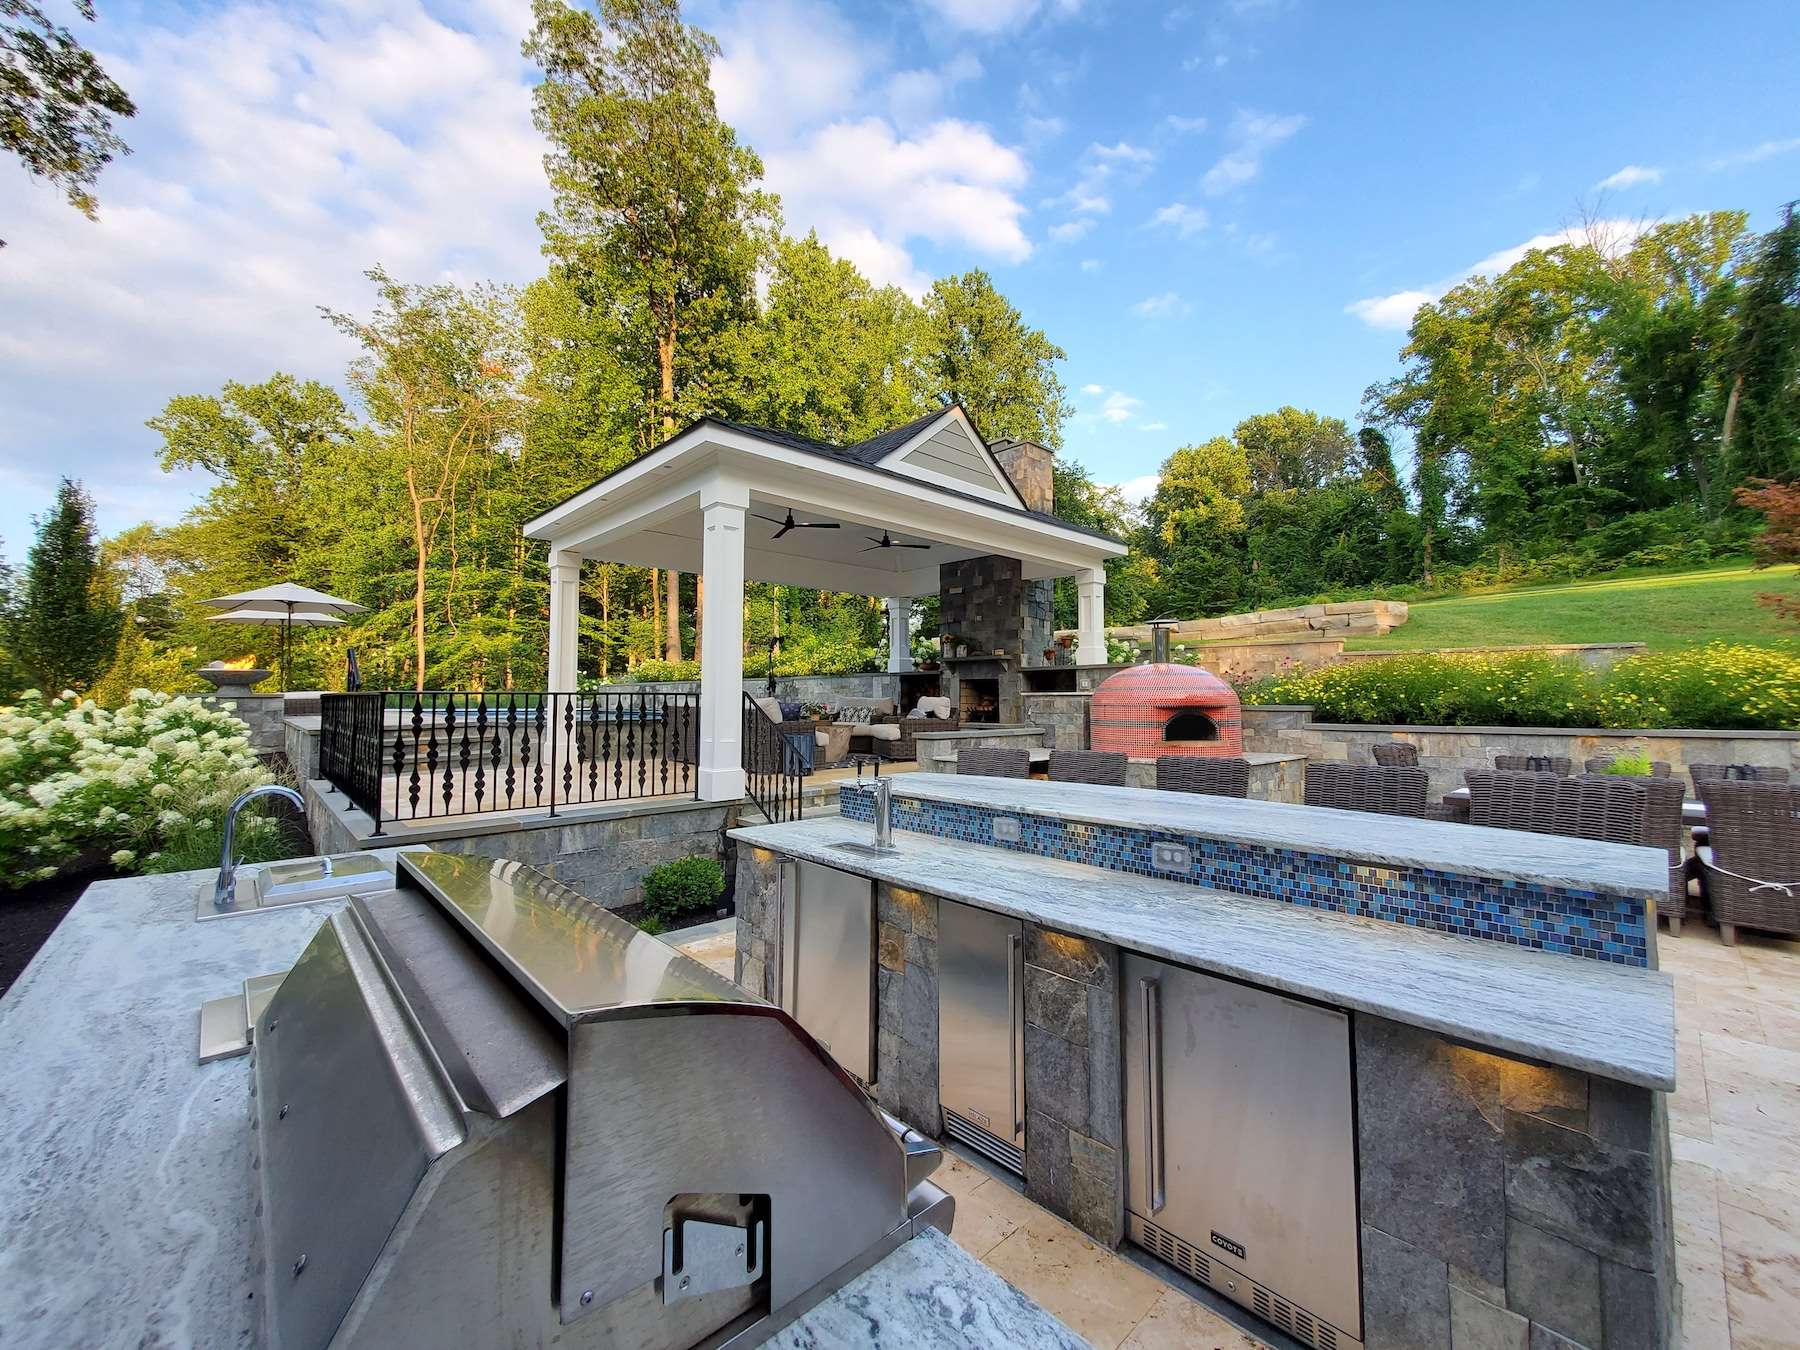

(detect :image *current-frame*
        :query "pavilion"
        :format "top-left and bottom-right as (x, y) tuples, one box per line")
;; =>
(524, 406), (1126, 803)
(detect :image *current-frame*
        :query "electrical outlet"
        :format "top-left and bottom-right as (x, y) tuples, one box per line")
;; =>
(1151, 841), (1191, 871)
(991, 816), (1022, 843)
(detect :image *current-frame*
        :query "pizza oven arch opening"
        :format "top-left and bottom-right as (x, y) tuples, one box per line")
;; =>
(1163, 710), (1220, 744)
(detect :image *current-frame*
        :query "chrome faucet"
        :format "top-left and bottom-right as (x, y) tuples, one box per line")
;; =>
(214, 784), (307, 910)
(871, 777), (894, 851)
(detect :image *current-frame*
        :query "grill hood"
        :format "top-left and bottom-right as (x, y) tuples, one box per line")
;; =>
(252, 850), (949, 1350)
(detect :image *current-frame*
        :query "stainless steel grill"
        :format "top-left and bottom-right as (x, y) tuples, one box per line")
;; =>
(251, 850), (951, 1350)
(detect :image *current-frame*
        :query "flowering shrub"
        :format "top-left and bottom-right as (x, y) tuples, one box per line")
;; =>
(0, 689), (279, 886)
(1242, 644), (1800, 731)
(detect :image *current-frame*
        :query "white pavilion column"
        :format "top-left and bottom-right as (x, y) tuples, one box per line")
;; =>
(886, 596), (914, 672)
(697, 480), (748, 802)
(1075, 567), (1108, 667)
(547, 548), (581, 690)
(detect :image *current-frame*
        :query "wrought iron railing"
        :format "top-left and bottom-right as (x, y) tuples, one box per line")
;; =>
(319, 690), (700, 834)
(742, 692), (806, 823)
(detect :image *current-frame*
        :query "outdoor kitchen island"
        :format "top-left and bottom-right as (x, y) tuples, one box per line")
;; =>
(0, 852), (1087, 1350)
(730, 774), (1682, 1350)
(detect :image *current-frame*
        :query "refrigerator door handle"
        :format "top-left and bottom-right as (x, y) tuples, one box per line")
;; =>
(1008, 930), (1023, 1137)
(1141, 976), (1165, 1215)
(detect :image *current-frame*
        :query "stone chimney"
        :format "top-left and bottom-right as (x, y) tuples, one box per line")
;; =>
(990, 439), (1055, 514)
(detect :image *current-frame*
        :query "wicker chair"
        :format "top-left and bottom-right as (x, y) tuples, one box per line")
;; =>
(1696, 781), (1800, 944)
(1465, 771), (1688, 932)
(1156, 755), (1251, 798)
(1690, 762), (1791, 792)
(1584, 755), (1672, 777)
(867, 711), (960, 762)
(1049, 749), (1130, 786)
(1303, 763), (1438, 818)
(957, 746), (1030, 778)
(1370, 740), (1419, 767)
(1495, 754), (1573, 775)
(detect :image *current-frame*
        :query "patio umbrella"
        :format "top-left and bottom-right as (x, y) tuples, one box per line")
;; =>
(203, 583), (364, 690)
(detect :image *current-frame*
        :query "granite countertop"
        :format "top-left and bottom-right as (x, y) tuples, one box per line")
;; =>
(851, 773), (1667, 900)
(0, 858), (1084, 1349)
(730, 817), (1677, 1091)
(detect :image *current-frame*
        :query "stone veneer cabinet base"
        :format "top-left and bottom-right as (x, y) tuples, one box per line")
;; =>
(733, 847), (1674, 1350)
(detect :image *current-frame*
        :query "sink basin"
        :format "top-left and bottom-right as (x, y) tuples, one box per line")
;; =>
(197, 853), (394, 921)
(830, 840), (901, 858)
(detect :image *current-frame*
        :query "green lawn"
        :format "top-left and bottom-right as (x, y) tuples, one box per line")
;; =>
(1344, 560), (1799, 654)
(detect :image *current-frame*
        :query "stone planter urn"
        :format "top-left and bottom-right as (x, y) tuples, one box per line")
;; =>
(196, 663), (271, 699)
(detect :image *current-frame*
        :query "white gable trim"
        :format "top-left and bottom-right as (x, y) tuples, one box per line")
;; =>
(875, 407), (1024, 509)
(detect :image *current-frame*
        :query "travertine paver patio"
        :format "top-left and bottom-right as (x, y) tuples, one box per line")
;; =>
(678, 920), (1800, 1349)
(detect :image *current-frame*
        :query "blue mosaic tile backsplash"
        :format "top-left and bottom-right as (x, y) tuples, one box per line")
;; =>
(840, 785), (1648, 967)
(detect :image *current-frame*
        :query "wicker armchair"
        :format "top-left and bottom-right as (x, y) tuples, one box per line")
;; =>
(1465, 771), (1687, 932)
(1696, 781), (1800, 944)
(1049, 750), (1130, 786)
(957, 746), (1030, 778)
(1303, 763), (1439, 819)
(1495, 754), (1573, 775)
(866, 711), (960, 762)
(1370, 740), (1419, 767)
(1584, 755), (1672, 777)
(1690, 762), (1790, 792)
(1156, 755), (1251, 798)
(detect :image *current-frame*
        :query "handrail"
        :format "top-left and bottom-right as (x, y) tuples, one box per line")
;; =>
(742, 692), (805, 823)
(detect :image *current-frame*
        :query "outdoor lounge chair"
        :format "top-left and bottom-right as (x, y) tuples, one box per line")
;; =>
(1696, 781), (1800, 945)
(1690, 762), (1790, 791)
(1303, 763), (1439, 818)
(1156, 755), (1251, 798)
(1049, 749), (1130, 785)
(1465, 770), (1688, 933)
(1370, 740), (1419, 767)
(1495, 754), (1573, 775)
(957, 746), (1030, 778)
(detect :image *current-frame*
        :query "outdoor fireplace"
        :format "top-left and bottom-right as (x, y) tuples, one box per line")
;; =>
(1090, 624), (1243, 759)
(959, 678), (1000, 723)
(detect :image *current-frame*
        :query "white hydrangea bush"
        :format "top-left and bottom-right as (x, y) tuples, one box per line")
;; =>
(0, 689), (276, 885)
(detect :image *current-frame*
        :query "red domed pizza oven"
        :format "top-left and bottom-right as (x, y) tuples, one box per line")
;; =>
(1090, 625), (1243, 759)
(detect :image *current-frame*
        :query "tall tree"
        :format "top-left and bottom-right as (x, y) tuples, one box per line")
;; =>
(1235, 406), (1355, 492)
(2, 0), (135, 245)
(526, 0), (775, 662)
(323, 268), (524, 690)
(3, 478), (121, 691)
(919, 269), (1072, 447)
(1720, 202), (1800, 482)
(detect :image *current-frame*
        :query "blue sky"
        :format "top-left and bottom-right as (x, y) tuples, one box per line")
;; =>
(2, 0), (1797, 562)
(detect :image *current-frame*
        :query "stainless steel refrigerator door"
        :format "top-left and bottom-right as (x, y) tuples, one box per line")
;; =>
(937, 900), (1025, 1150)
(1122, 953), (1361, 1341)
(780, 860), (875, 1082)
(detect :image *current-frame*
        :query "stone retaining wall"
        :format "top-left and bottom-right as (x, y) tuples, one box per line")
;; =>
(1242, 705), (1800, 798)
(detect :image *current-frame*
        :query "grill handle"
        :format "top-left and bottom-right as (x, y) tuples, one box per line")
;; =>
(1141, 976), (1165, 1215)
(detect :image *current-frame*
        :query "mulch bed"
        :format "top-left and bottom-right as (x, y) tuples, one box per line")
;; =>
(1, 866), (121, 999)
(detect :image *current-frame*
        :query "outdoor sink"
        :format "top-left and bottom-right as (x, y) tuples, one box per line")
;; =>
(197, 852), (394, 921)
(831, 839), (901, 858)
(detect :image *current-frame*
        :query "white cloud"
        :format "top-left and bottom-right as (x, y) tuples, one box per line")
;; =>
(1079, 257), (1102, 271)
(1053, 138), (1156, 216)
(1595, 164), (1662, 190)
(1048, 218), (1094, 242)
(1707, 138), (1800, 172)
(1022, 114), (1066, 142)
(1138, 421), (1168, 432)
(1080, 383), (1105, 395)
(1165, 114), (1208, 134)
(0, 0), (550, 548)
(1090, 140), (1154, 167)
(1201, 109), (1305, 195)
(886, 51), (983, 128)
(1113, 473), (1159, 503)
(1345, 219), (1656, 330)
(712, 0), (865, 141)
(1101, 391), (1142, 423)
(1132, 291), (1192, 318)
(1149, 202), (1208, 238)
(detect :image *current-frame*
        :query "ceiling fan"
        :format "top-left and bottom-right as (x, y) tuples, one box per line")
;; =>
(754, 508), (840, 540)
(862, 531), (931, 552)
